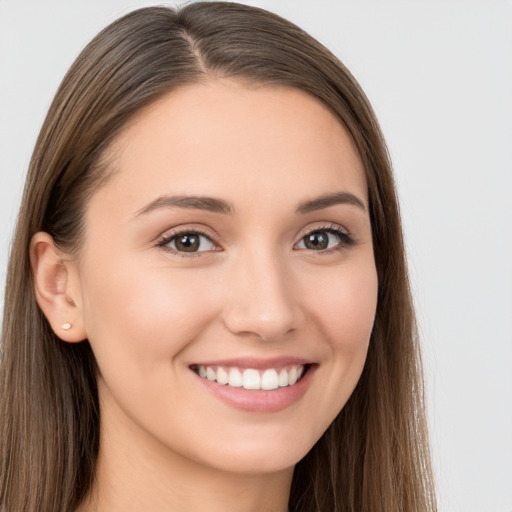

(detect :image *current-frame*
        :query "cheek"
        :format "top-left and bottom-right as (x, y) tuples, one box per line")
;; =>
(289, 256), (377, 438)
(305, 257), (378, 351)
(79, 257), (220, 370)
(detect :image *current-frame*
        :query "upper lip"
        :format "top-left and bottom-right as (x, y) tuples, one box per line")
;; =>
(189, 356), (314, 370)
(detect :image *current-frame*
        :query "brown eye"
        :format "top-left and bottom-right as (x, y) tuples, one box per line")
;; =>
(296, 227), (353, 252)
(303, 231), (329, 250)
(165, 232), (216, 253)
(175, 233), (200, 252)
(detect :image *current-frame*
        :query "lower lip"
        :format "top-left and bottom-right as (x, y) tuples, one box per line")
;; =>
(193, 366), (316, 413)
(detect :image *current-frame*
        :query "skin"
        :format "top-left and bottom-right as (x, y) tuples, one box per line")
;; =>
(32, 80), (378, 512)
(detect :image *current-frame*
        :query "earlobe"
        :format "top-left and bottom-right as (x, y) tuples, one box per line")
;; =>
(30, 232), (87, 343)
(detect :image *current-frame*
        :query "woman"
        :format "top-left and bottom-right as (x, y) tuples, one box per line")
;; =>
(0, 3), (436, 511)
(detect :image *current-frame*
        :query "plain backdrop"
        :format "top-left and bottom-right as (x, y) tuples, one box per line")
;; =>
(0, 1), (511, 511)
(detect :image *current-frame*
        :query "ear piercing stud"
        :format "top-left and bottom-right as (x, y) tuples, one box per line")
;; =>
(61, 322), (72, 330)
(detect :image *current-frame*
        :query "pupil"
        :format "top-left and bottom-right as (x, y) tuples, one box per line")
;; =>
(176, 234), (200, 252)
(306, 232), (328, 250)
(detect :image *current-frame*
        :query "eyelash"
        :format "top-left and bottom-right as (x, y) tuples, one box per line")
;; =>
(157, 224), (355, 258)
(296, 224), (356, 254)
(157, 228), (220, 259)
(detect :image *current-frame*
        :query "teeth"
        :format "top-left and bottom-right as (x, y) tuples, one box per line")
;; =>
(278, 369), (289, 387)
(261, 369), (279, 390)
(217, 367), (229, 385)
(243, 369), (260, 390)
(195, 364), (306, 390)
(228, 368), (243, 387)
(288, 366), (298, 386)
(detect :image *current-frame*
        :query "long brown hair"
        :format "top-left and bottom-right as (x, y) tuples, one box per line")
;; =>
(0, 3), (436, 511)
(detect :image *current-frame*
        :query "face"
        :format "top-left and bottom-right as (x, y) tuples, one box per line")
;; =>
(73, 80), (378, 476)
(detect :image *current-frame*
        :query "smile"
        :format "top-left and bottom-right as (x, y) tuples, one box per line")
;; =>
(190, 358), (316, 413)
(192, 364), (306, 390)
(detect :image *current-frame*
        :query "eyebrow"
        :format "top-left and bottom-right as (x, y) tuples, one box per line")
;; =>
(296, 192), (367, 214)
(135, 190), (366, 218)
(136, 195), (233, 216)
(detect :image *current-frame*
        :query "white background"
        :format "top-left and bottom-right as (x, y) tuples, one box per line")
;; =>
(0, 1), (511, 511)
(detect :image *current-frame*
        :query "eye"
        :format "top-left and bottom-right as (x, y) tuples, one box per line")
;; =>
(160, 231), (217, 253)
(295, 226), (354, 252)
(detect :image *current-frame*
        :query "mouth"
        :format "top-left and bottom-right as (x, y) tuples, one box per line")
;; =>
(189, 357), (316, 412)
(190, 363), (309, 391)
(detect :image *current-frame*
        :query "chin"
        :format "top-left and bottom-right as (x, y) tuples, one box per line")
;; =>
(179, 419), (326, 476)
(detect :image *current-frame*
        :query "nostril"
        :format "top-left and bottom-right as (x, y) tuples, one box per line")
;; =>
(222, 299), (301, 341)
(221, 260), (304, 340)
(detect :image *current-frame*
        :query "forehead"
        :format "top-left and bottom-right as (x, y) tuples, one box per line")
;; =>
(90, 80), (367, 214)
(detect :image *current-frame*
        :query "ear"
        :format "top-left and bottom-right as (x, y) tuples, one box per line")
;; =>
(30, 232), (87, 342)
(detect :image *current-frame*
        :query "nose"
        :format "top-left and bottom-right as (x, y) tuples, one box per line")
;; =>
(222, 248), (303, 342)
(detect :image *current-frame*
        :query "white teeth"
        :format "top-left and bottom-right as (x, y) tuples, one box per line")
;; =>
(195, 364), (306, 390)
(243, 369), (261, 390)
(278, 369), (289, 387)
(261, 369), (279, 390)
(288, 366), (298, 386)
(217, 366), (229, 385)
(206, 367), (217, 381)
(228, 368), (243, 387)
